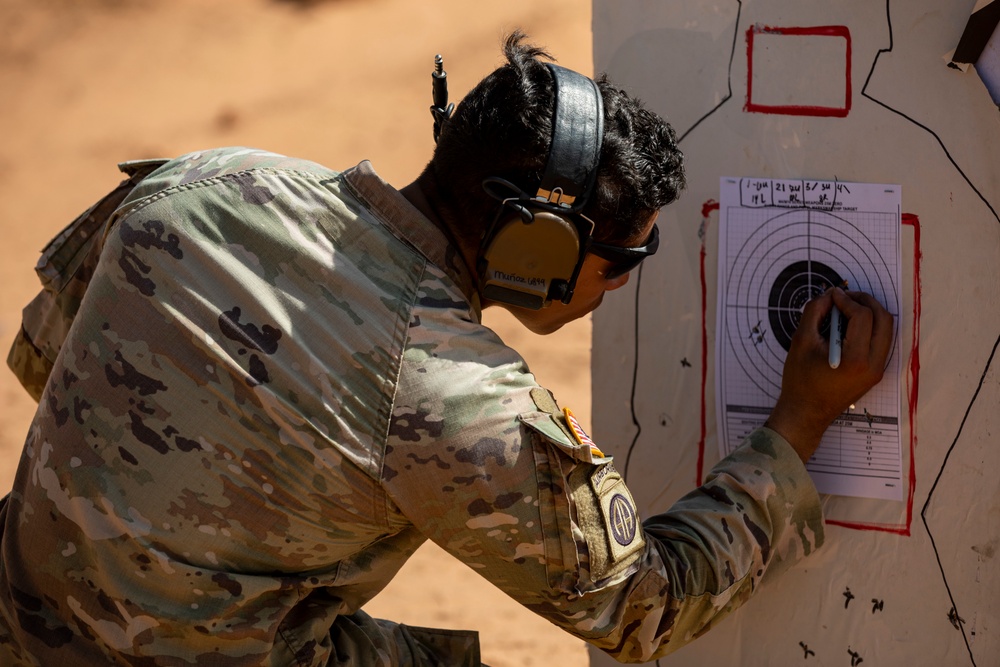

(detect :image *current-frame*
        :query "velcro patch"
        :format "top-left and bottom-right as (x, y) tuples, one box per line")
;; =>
(590, 464), (644, 563)
(529, 387), (560, 415)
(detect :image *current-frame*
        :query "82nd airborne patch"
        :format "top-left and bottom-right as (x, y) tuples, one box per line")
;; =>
(591, 463), (644, 564)
(608, 493), (637, 546)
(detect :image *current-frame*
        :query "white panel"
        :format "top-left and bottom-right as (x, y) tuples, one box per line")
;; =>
(591, 0), (1000, 664)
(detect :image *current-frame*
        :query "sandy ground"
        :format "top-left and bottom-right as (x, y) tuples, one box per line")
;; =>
(0, 1), (597, 664)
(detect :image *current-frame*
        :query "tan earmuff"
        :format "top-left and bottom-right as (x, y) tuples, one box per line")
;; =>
(480, 207), (582, 310)
(477, 63), (604, 310)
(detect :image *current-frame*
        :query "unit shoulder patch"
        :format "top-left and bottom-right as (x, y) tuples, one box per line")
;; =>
(590, 463), (644, 565)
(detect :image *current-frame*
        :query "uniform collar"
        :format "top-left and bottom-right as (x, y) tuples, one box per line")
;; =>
(342, 161), (481, 318)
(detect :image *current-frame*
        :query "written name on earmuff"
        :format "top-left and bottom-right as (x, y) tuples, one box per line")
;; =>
(491, 271), (547, 287)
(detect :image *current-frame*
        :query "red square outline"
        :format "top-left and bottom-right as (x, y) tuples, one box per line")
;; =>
(745, 25), (853, 118)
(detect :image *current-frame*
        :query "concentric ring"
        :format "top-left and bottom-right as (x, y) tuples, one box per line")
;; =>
(768, 260), (843, 351)
(723, 208), (899, 400)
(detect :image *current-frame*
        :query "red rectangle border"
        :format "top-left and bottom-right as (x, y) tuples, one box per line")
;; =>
(745, 25), (852, 118)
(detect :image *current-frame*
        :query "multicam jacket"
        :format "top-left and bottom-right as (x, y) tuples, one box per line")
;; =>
(1, 147), (824, 665)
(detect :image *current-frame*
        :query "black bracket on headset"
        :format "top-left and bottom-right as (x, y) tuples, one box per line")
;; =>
(478, 63), (604, 310)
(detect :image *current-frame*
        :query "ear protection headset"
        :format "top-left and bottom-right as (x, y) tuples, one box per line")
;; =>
(477, 63), (604, 311)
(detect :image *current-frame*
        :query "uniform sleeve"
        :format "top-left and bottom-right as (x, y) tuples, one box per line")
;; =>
(594, 427), (825, 661)
(381, 291), (824, 663)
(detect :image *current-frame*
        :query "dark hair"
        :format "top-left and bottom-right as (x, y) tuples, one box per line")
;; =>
(428, 30), (685, 247)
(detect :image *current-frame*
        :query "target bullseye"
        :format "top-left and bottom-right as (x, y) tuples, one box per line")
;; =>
(768, 260), (843, 352)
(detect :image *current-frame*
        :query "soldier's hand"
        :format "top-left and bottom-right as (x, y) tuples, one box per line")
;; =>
(765, 287), (894, 464)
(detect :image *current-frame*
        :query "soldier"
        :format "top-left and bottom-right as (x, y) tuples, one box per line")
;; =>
(1, 32), (891, 665)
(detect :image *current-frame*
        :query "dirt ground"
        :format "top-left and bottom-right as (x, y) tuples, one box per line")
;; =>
(0, 1), (596, 664)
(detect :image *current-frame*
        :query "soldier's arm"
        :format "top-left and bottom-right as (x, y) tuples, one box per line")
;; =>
(381, 306), (822, 661)
(581, 427), (823, 661)
(380, 287), (891, 661)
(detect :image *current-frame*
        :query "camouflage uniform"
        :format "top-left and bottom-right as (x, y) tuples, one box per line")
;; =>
(1, 147), (824, 665)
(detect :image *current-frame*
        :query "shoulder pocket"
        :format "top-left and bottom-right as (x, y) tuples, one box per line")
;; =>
(519, 410), (645, 587)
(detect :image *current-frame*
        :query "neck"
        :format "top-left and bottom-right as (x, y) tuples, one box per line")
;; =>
(399, 168), (482, 293)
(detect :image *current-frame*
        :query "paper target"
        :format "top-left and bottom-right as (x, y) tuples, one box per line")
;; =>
(724, 207), (900, 402)
(716, 178), (904, 501)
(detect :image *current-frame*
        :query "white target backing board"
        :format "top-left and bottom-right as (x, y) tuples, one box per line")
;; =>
(717, 177), (902, 500)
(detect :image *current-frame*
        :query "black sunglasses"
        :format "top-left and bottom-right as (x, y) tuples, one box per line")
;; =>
(587, 223), (660, 279)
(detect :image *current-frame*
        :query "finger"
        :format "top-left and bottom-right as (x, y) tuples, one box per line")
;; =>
(834, 291), (873, 362)
(831, 287), (873, 319)
(839, 291), (894, 366)
(842, 290), (885, 312)
(867, 300), (894, 368)
(796, 288), (834, 342)
(831, 289), (872, 342)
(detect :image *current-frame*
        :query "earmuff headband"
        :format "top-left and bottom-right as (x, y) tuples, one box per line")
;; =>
(536, 64), (604, 210)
